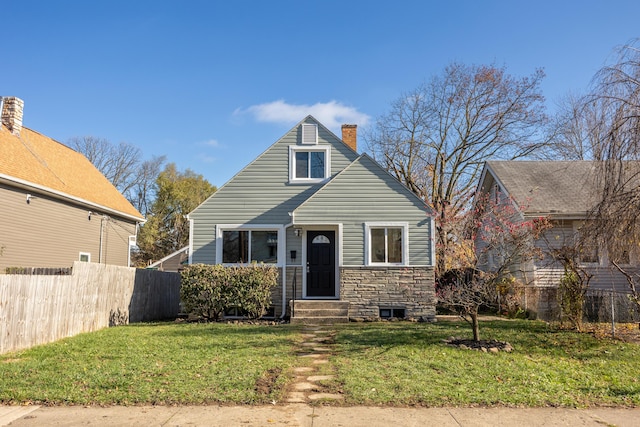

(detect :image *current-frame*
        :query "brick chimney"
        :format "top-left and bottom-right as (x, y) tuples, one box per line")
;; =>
(341, 124), (357, 152)
(1, 96), (24, 136)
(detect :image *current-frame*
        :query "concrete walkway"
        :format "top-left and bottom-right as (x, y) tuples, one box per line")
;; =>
(2, 404), (640, 426)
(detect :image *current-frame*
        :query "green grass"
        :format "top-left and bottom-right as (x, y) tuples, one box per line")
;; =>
(0, 322), (298, 405)
(1, 319), (639, 407)
(331, 320), (640, 407)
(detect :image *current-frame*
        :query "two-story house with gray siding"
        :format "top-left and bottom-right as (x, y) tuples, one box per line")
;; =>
(188, 116), (436, 322)
(476, 160), (640, 320)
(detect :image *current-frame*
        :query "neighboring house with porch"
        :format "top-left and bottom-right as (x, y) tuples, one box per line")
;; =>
(476, 160), (638, 318)
(0, 97), (144, 271)
(188, 116), (436, 322)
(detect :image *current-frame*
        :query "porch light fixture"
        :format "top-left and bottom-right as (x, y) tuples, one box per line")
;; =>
(294, 228), (302, 237)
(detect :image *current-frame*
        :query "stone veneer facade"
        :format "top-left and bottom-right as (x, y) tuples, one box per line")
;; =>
(340, 266), (436, 321)
(268, 266), (436, 320)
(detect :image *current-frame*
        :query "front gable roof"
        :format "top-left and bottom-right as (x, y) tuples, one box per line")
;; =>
(0, 126), (143, 221)
(293, 153), (431, 221)
(188, 116), (359, 222)
(480, 161), (599, 216)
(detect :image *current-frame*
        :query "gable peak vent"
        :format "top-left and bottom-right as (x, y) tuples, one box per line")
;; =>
(301, 123), (318, 145)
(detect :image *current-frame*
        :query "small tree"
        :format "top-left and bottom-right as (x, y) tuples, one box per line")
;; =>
(546, 242), (593, 331)
(437, 193), (550, 341)
(437, 268), (492, 341)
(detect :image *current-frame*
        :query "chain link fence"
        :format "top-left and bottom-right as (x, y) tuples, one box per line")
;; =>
(584, 289), (640, 323)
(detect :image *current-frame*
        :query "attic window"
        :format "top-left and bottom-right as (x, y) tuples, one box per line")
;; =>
(301, 124), (318, 145)
(289, 146), (331, 183)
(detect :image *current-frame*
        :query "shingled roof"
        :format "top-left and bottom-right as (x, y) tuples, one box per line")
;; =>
(0, 125), (144, 221)
(482, 161), (600, 216)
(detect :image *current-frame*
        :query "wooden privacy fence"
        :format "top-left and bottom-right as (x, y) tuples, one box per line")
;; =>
(0, 261), (181, 354)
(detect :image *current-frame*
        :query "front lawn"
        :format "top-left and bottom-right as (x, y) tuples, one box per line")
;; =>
(331, 320), (640, 407)
(0, 319), (638, 407)
(0, 322), (298, 405)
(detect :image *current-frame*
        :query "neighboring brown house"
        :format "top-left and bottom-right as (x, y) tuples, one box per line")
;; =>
(0, 97), (145, 271)
(476, 161), (639, 319)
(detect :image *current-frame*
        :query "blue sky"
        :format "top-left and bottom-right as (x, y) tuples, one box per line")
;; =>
(4, 0), (640, 187)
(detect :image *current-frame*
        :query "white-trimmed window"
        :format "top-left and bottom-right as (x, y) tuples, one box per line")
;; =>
(289, 146), (330, 183)
(217, 226), (281, 264)
(365, 222), (409, 266)
(79, 252), (91, 262)
(573, 222), (600, 266)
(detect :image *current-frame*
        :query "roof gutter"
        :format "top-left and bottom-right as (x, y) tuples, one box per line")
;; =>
(0, 173), (145, 223)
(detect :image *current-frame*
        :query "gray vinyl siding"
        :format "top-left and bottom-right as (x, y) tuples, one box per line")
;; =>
(534, 219), (640, 292)
(190, 118), (358, 264)
(293, 155), (433, 266)
(286, 227), (303, 266)
(0, 184), (136, 270)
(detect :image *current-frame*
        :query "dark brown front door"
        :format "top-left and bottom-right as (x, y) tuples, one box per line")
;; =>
(306, 231), (336, 297)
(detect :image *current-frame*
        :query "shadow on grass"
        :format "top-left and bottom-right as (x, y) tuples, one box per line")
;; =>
(132, 321), (302, 352)
(333, 319), (611, 358)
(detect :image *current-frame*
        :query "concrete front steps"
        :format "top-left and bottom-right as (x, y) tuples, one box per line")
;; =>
(289, 300), (350, 325)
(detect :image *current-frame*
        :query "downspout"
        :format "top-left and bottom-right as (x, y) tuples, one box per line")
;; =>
(282, 221), (294, 319)
(99, 215), (105, 264)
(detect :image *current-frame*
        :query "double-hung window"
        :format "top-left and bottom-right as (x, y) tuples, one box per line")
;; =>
(289, 146), (330, 183)
(365, 222), (408, 266)
(219, 228), (279, 264)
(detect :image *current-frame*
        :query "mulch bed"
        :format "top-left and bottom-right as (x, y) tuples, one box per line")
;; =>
(445, 337), (513, 352)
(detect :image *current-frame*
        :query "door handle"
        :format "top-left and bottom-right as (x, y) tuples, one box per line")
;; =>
(306, 262), (310, 273)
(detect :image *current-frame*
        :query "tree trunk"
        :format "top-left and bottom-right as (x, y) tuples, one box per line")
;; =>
(471, 310), (480, 341)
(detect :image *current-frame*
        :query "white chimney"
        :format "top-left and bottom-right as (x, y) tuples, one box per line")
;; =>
(1, 96), (24, 136)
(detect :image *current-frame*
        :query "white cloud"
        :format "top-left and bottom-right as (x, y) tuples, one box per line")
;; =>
(203, 139), (221, 148)
(197, 153), (217, 163)
(235, 100), (370, 130)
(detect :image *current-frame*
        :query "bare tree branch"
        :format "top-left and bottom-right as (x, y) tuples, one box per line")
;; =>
(366, 62), (549, 275)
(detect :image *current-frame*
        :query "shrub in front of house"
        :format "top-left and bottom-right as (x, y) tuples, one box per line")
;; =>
(180, 264), (278, 320)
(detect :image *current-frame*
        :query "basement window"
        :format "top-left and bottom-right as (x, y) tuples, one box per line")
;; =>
(380, 308), (406, 319)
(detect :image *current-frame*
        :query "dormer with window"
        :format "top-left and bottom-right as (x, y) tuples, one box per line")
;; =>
(289, 124), (330, 183)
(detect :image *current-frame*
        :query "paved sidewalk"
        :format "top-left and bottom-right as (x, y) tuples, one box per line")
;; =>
(2, 405), (640, 427)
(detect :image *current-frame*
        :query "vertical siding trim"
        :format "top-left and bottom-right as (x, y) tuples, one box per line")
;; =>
(430, 218), (436, 267)
(188, 217), (195, 265)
